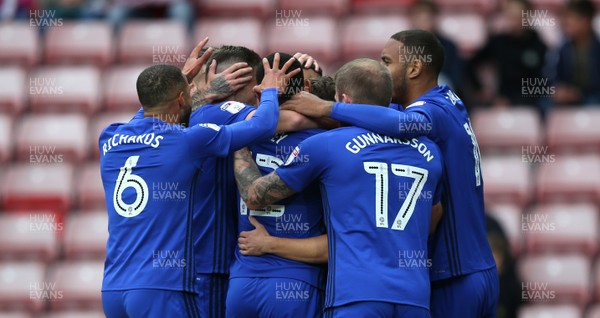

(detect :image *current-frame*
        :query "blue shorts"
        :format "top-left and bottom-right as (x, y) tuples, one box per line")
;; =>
(102, 289), (201, 318)
(324, 301), (430, 318)
(196, 273), (229, 318)
(226, 277), (323, 318)
(430, 267), (499, 318)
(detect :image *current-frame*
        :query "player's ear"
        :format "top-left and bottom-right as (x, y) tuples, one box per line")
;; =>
(177, 91), (186, 107)
(341, 93), (353, 104)
(407, 60), (423, 79)
(304, 78), (311, 92)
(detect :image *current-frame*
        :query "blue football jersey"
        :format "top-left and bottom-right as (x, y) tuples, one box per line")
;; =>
(331, 85), (496, 281)
(189, 100), (255, 274)
(230, 129), (327, 288)
(100, 88), (279, 292)
(275, 127), (443, 310)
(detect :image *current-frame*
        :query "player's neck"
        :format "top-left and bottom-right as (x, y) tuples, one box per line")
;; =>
(404, 80), (438, 106)
(144, 108), (180, 124)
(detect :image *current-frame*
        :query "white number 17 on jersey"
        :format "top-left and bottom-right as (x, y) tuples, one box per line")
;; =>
(363, 162), (429, 230)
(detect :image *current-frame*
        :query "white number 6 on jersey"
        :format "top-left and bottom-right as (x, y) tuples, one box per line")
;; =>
(113, 155), (149, 217)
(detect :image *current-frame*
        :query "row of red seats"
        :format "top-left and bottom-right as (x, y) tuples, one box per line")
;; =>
(3, 201), (600, 263)
(0, 259), (103, 314)
(488, 203), (600, 257)
(0, 211), (107, 262)
(0, 15), (494, 71)
(197, 0), (600, 17)
(1, 106), (599, 160)
(2, 251), (600, 314)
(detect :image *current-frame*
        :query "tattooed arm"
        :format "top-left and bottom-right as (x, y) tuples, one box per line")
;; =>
(234, 147), (296, 210)
(191, 76), (232, 110)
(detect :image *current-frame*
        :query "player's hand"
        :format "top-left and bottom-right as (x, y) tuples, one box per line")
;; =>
(201, 60), (254, 103)
(238, 216), (272, 256)
(281, 91), (333, 118)
(260, 53), (302, 94)
(293, 52), (320, 73)
(182, 37), (213, 83)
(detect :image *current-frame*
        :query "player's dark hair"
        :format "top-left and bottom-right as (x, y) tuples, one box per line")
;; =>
(309, 76), (336, 101)
(334, 58), (392, 106)
(256, 52), (304, 105)
(391, 29), (445, 77)
(136, 64), (187, 109)
(205, 45), (261, 82)
(565, 0), (596, 19)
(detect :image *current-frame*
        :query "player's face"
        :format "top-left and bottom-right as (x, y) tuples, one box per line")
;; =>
(381, 39), (408, 105)
(237, 76), (259, 106)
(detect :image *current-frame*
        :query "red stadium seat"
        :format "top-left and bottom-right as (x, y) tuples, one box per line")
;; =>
(519, 253), (591, 306)
(28, 66), (101, 114)
(2, 163), (75, 215)
(0, 312), (33, 318)
(198, 0), (276, 18)
(482, 154), (533, 207)
(0, 261), (46, 314)
(44, 22), (113, 67)
(279, 0), (349, 16)
(525, 203), (599, 256)
(75, 163), (105, 210)
(0, 213), (59, 262)
(436, 0), (497, 14)
(118, 21), (187, 65)
(341, 15), (410, 61)
(90, 112), (134, 158)
(437, 12), (486, 57)
(547, 109), (600, 154)
(0, 66), (27, 115)
(267, 16), (338, 64)
(472, 108), (542, 154)
(40, 311), (106, 318)
(63, 211), (107, 260)
(518, 304), (582, 318)
(536, 154), (600, 204)
(47, 260), (104, 310)
(351, 0), (415, 14)
(15, 113), (89, 163)
(103, 65), (146, 112)
(0, 114), (13, 163)
(487, 204), (523, 256)
(0, 23), (40, 67)
(194, 18), (264, 55)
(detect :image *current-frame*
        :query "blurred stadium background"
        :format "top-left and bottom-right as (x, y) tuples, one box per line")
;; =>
(0, 0), (600, 317)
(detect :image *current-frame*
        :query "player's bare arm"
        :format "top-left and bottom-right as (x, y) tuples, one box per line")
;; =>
(238, 216), (328, 263)
(430, 203), (443, 234)
(191, 61), (254, 110)
(281, 91), (334, 118)
(234, 147), (296, 210)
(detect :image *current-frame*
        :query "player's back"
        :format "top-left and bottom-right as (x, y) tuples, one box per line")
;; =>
(100, 118), (201, 293)
(189, 101), (255, 274)
(308, 127), (442, 310)
(405, 85), (496, 280)
(231, 129), (327, 288)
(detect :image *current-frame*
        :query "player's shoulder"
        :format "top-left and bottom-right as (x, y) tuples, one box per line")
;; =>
(405, 85), (463, 110)
(191, 101), (253, 125)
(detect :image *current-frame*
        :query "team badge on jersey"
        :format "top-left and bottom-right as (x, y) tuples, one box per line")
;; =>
(220, 101), (246, 114)
(284, 146), (301, 166)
